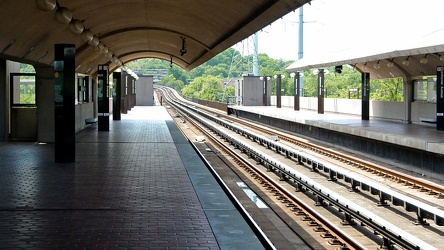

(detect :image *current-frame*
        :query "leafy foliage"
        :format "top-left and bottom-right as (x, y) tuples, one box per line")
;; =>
(126, 49), (403, 102)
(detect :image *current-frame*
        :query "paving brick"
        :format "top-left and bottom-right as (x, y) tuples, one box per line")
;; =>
(0, 107), (220, 249)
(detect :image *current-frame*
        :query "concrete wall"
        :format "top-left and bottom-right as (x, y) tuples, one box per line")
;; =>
(136, 76), (154, 106)
(10, 107), (37, 140)
(271, 96), (436, 123)
(242, 76), (263, 106)
(75, 102), (95, 133)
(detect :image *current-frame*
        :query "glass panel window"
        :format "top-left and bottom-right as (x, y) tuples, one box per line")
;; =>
(12, 75), (36, 105)
(413, 77), (436, 103)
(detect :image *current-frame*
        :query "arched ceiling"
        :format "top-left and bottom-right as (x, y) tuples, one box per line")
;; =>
(0, 0), (311, 74)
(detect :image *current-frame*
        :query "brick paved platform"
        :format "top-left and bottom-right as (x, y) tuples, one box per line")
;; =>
(0, 106), (263, 249)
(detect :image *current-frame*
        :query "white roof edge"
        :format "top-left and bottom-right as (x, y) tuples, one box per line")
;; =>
(286, 44), (444, 72)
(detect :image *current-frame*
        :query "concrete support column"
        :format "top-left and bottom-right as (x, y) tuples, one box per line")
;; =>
(292, 72), (300, 111)
(317, 69), (324, 114)
(97, 65), (109, 131)
(0, 59), (6, 141)
(403, 76), (412, 124)
(34, 65), (55, 142)
(275, 74), (282, 108)
(437, 67), (444, 130)
(260, 76), (271, 106)
(54, 44), (76, 163)
(361, 72), (370, 120)
(262, 77), (268, 106)
(112, 72), (121, 120)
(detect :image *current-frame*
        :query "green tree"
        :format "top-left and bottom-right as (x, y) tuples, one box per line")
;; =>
(371, 78), (403, 101)
(181, 75), (222, 101)
(159, 74), (185, 90)
(168, 66), (188, 85)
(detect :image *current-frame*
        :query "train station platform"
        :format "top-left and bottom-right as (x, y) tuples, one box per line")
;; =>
(0, 106), (263, 249)
(229, 105), (444, 175)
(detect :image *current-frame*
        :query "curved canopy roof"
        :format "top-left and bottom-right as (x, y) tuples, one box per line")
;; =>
(0, 0), (310, 74)
(286, 40), (444, 80)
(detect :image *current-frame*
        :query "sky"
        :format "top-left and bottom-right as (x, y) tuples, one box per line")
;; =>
(236, 0), (444, 61)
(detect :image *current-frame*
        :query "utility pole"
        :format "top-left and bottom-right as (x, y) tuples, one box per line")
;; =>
(298, 7), (304, 96)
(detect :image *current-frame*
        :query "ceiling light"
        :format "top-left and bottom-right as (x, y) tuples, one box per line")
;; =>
(97, 42), (105, 51)
(387, 59), (394, 68)
(100, 45), (109, 54)
(55, 7), (73, 24)
(35, 0), (56, 11)
(402, 56), (410, 66)
(420, 54), (428, 64)
(69, 19), (84, 34)
(88, 36), (99, 47)
(373, 61), (380, 69)
(81, 29), (94, 42)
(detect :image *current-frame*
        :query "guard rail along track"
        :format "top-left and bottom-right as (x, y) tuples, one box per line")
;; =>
(156, 86), (442, 250)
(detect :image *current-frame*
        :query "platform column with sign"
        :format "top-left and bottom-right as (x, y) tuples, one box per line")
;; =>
(437, 67), (444, 131)
(98, 65), (109, 131)
(276, 74), (282, 108)
(54, 44), (75, 163)
(317, 69), (324, 114)
(362, 72), (370, 120)
(293, 72), (300, 111)
(112, 72), (121, 121)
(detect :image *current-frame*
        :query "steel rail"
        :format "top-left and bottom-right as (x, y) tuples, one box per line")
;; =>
(157, 87), (440, 250)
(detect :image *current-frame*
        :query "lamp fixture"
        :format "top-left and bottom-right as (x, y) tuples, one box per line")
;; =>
(440, 54), (444, 62)
(170, 56), (173, 68)
(420, 54), (428, 64)
(290, 72), (304, 77)
(69, 19), (84, 34)
(37, 1), (127, 72)
(81, 29), (94, 42)
(363, 62), (368, 71)
(373, 61), (380, 69)
(402, 56), (410, 66)
(55, 7), (72, 24)
(88, 36), (99, 47)
(387, 58), (394, 68)
(334, 65), (343, 73)
(274, 74), (285, 79)
(180, 37), (187, 56)
(35, 0), (56, 11)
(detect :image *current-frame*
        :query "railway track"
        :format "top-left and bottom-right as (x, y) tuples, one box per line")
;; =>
(163, 94), (362, 249)
(156, 86), (444, 250)
(164, 88), (444, 199)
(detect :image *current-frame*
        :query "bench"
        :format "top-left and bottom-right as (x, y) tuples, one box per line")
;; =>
(85, 117), (97, 125)
(420, 117), (436, 124)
